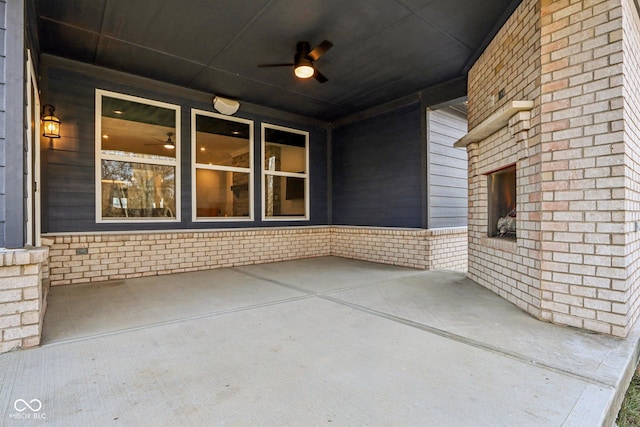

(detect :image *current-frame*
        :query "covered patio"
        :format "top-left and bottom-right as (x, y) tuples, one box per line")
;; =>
(2, 257), (638, 425)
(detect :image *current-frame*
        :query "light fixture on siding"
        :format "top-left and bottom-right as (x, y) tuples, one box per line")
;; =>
(212, 96), (240, 115)
(42, 104), (61, 138)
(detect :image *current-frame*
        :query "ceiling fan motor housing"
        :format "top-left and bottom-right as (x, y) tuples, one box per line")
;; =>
(295, 42), (313, 66)
(296, 41), (311, 55)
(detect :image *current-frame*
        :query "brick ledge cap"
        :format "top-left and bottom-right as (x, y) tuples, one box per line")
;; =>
(0, 247), (49, 266)
(454, 100), (534, 148)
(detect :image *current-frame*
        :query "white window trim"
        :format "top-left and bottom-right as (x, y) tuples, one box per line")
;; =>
(95, 89), (181, 224)
(26, 49), (41, 246)
(261, 123), (310, 221)
(191, 109), (254, 222)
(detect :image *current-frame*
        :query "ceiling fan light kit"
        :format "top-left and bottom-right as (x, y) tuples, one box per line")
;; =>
(144, 132), (175, 149)
(163, 132), (175, 149)
(294, 64), (315, 79)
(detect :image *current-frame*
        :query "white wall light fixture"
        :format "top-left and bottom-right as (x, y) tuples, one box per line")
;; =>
(212, 96), (240, 115)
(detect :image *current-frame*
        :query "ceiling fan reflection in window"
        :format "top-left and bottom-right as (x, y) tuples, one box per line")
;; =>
(145, 132), (175, 150)
(258, 40), (333, 83)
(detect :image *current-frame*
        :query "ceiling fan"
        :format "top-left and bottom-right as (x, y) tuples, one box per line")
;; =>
(258, 40), (333, 83)
(145, 132), (175, 149)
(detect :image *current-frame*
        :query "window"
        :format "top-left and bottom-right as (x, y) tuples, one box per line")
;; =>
(261, 124), (309, 220)
(192, 110), (253, 221)
(96, 90), (180, 222)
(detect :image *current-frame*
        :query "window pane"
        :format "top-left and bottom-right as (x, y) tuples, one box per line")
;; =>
(196, 169), (250, 218)
(264, 176), (306, 217)
(264, 128), (306, 173)
(195, 115), (250, 167)
(101, 160), (176, 218)
(101, 96), (176, 160)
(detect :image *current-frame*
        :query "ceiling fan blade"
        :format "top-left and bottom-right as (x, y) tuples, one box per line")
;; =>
(314, 69), (328, 83)
(308, 40), (333, 61)
(258, 63), (295, 67)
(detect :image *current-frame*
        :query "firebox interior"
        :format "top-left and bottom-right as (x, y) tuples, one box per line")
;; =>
(487, 165), (516, 239)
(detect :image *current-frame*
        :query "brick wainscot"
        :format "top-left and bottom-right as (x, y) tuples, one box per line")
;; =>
(44, 226), (468, 286)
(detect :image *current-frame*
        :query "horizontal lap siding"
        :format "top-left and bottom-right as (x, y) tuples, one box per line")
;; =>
(0, 2), (6, 247)
(331, 104), (422, 228)
(427, 107), (468, 228)
(41, 64), (328, 233)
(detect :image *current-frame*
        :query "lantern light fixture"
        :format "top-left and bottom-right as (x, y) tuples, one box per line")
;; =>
(42, 104), (61, 138)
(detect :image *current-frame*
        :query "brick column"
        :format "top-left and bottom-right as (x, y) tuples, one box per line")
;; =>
(465, 0), (640, 336)
(538, 0), (629, 335)
(0, 248), (49, 353)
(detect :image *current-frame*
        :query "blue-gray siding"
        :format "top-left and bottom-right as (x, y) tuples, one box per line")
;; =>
(1, 0), (27, 248)
(0, 1), (6, 247)
(427, 107), (468, 228)
(332, 104), (423, 228)
(41, 61), (328, 233)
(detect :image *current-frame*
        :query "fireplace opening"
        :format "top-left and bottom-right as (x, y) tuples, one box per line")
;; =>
(487, 165), (516, 239)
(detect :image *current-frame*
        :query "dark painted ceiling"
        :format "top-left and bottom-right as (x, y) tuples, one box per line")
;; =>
(35, 0), (521, 122)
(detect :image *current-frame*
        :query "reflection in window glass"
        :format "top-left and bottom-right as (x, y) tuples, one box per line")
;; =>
(101, 97), (176, 160)
(96, 90), (180, 221)
(195, 169), (250, 217)
(195, 115), (251, 168)
(264, 176), (306, 217)
(193, 111), (253, 220)
(101, 160), (176, 218)
(264, 127), (306, 173)
(262, 124), (308, 220)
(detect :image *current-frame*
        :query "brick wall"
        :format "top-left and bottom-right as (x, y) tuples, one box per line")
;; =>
(426, 227), (468, 271)
(467, 114), (542, 317)
(44, 226), (468, 286)
(46, 227), (331, 285)
(623, 0), (640, 333)
(537, 0), (629, 336)
(0, 248), (49, 353)
(466, 0), (640, 337)
(331, 226), (467, 271)
(467, 0), (541, 130)
(331, 226), (428, 269)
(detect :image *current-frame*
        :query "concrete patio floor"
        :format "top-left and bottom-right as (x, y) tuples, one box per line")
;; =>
(1, 256), (639, 426)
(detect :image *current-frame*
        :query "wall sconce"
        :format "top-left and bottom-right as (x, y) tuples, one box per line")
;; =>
(42, 104), (61, 138)
(212, 96), (240, 115)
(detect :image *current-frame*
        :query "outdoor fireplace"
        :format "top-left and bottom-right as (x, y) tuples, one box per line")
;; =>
(487, 165), (516, 239)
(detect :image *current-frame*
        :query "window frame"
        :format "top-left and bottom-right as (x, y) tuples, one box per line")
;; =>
(261, 123), (310, 221)
(95, 89), (181, 224)
(191, 109), (254, 222)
